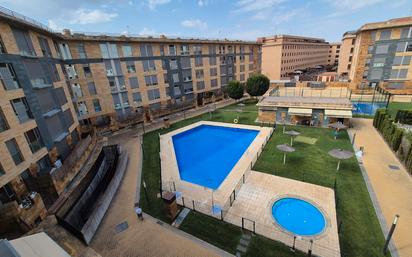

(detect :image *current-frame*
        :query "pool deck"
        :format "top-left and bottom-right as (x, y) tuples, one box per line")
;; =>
(225, 171), (340, 257)
(160, 121), (273, 213)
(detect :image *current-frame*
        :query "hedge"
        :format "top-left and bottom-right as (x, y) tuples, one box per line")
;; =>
(395, 109), (412, 125)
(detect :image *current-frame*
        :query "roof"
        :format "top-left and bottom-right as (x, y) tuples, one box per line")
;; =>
(258, 96), (353, 110)
(359, 16), (412, 32)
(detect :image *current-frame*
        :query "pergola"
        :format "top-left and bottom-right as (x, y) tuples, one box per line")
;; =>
(328, 148), (354, 171)
(284, 130), (301, 146)
(276, 144), (296, 165)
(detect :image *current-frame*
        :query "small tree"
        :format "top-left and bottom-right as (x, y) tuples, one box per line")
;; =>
(245, 74), (270, 97)
(225, 80), (244, 100)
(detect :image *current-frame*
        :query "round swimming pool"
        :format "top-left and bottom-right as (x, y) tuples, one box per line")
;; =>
(272, 197), (326, 236)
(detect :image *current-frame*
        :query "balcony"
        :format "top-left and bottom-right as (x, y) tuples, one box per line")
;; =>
(110, 85), (127, 94)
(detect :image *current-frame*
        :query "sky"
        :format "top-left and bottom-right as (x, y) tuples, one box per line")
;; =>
(0, 0), (411, 42)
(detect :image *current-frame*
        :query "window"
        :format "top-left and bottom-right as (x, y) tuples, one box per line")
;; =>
(0, 162), (4, 176)
(12, 28), (36, 56)
(240, 65), (245, 72)
(140, 44), (153, 57)
(172, 73), (180, 83)
(0, 35), (6, 53)
(196, 81), (205, 90)
(126, 61), (136, 73)
(376, 44), (389, 54)
(170, 59), (178, 70)
(249, 63), (254, 71)
(144, 75), (158, 86)
(195, 70), (204, 79)
(87, 82), (97, 95)
(182, 70), (192, 82)
(372, 57), (385, 67)
(209, 56), (217, 66)
(400, 27), (411, 39)
(6, 139), (24, 165)
(211, 78), (218, 87)
(11, 97), (33, 123)
(83, 65), (92, 78)
(100, 43), (118, 58)
(181, 57), (191, 69)
(122, 45), (132, 57)
(59, 43), (71, 59)
(390, 69), (409, 79)
(164, 73), (169, 84)
(0, 63), (20, 90)
(210, 67), (218, 76)
(240, 74), (245, 81)
(379, 30), (391, 40)
(180, 45), (190, 55)
(370, 69), (383, 80)
(129, 77), (139, 89)
(147, 89), (160, 100)
(195, 57), (203, 67)
(0, 108), (9, 133)
(38, 37), (52, 57)
(169, 45), (176, 55)
(25, 128), (43, 153)
(142, 60), (156, 72)
(160, 45), (165, 56)
(174, 85), (181, 96)
(393, 56), (411, 66)
(71, 83), (83, 98)
(132, 92), (142, 104)
(93, 99), (102, 112)
(193, 45), (202, 55)
(396, 42), (407, 52)
(77, 43), (87, 58)
(407, 43), (412, 52)
(209, 45), (216, 54)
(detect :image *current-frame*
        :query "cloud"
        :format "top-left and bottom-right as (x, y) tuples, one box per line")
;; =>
(181, 19), (208, 30)
(198, 0), (211, 7)
(147, 0), (171, 10)
(139, 27), (158, 36)
(47, 20), (63, 31)
(324, 0), (385, 10)
(233, 0), (287, 13)
(68, 9), (118, 25)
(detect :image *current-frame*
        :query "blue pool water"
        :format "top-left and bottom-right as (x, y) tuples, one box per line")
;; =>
(172, 125), (259, 190)
(272, 197), (326, 236)
(352, 102), (386, 116)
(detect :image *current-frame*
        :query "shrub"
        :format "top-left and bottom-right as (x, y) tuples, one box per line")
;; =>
(395, 110), (412, 125)
(225, 80), (244, 100)
(245, 74), (270, 97)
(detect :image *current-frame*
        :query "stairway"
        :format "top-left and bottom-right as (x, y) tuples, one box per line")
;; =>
(236, 232), (252, 257)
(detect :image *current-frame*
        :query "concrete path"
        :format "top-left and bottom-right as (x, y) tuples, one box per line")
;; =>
(90, 136), (227, 257)
(349, 119), (412, 257)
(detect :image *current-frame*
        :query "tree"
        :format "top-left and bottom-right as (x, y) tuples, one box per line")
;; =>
(245, 74), (270, 97)
(225, 80), (244, 100)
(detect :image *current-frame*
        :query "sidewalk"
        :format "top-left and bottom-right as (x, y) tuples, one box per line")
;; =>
(349, 119), (412, 257)
(90, 136), (228, 257)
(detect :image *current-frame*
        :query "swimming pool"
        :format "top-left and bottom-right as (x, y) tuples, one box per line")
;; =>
(272, 197), (326, 236)
(172, 125), (259, 190)
(352, 102), (386, 116)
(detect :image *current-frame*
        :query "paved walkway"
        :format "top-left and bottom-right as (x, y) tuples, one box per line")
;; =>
(90, 136), (228, 257)
(349, 119), (412, 257)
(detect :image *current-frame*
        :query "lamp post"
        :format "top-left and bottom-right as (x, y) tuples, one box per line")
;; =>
(383, 214), (399, 254)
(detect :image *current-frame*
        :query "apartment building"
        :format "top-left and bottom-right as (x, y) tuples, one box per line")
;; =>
(327, 42), (341, 66)
(61, 31), (261, 128)
(0, 8), (80, 236)
(344, 17), (412, 89)
(258, 35), (329, 80)
(337, 31), (357, 79)
(0, 6), (261, 237)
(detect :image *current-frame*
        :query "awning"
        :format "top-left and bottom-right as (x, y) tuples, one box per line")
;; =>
(325, 109), (353, 118)
(288, 108), (312, 116)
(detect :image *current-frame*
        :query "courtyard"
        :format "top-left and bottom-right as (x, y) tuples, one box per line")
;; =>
(139, 99), (390, 257)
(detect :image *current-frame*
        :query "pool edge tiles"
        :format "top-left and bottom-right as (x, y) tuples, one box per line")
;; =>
(160, 121), (273, 211)
(172, 124), (259, 190)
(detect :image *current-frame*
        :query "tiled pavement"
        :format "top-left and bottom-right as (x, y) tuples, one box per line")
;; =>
(90, 136), (230, 257)
(349, 119), (412, 257)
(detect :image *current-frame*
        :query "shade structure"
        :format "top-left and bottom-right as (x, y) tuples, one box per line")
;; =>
(328, 149), (354, 170)
(328, 122), (347, 130)
(325, 109), (352, 118)
(284, 130), (301, 146)
(277, 144), (296, 165)
(288, 108), (312, 116)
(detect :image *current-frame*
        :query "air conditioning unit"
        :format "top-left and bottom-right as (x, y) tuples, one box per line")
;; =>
(106, 69), (114, 76)
(121, 85), (126, 90)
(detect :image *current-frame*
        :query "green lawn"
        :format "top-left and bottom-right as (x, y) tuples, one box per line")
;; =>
(387, 102), (412, 118)
(140, 100), (389, 257)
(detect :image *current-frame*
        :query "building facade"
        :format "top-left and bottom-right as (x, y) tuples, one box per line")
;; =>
(337, 31), (356, 79)
(61, 31), (261, 128)
(0, 7), (261, 237)
(0, 9), (80, 235)
(259, 35), (329, 80)
(341, 17), (412, 89)
(327, 42), (341, 66)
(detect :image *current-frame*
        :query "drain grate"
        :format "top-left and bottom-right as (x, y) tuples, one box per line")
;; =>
(388, 165), (400, 171)
(115, 221), (129, 234)
(156, 220), (164, 226)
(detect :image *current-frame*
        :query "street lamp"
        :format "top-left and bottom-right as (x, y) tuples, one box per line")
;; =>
(383, 214), (400, 254)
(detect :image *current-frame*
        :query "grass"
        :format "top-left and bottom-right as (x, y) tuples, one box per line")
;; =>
(140, 99), (389, 257)
(387, 102), (412, 118)
(253, 126), (389, 257)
